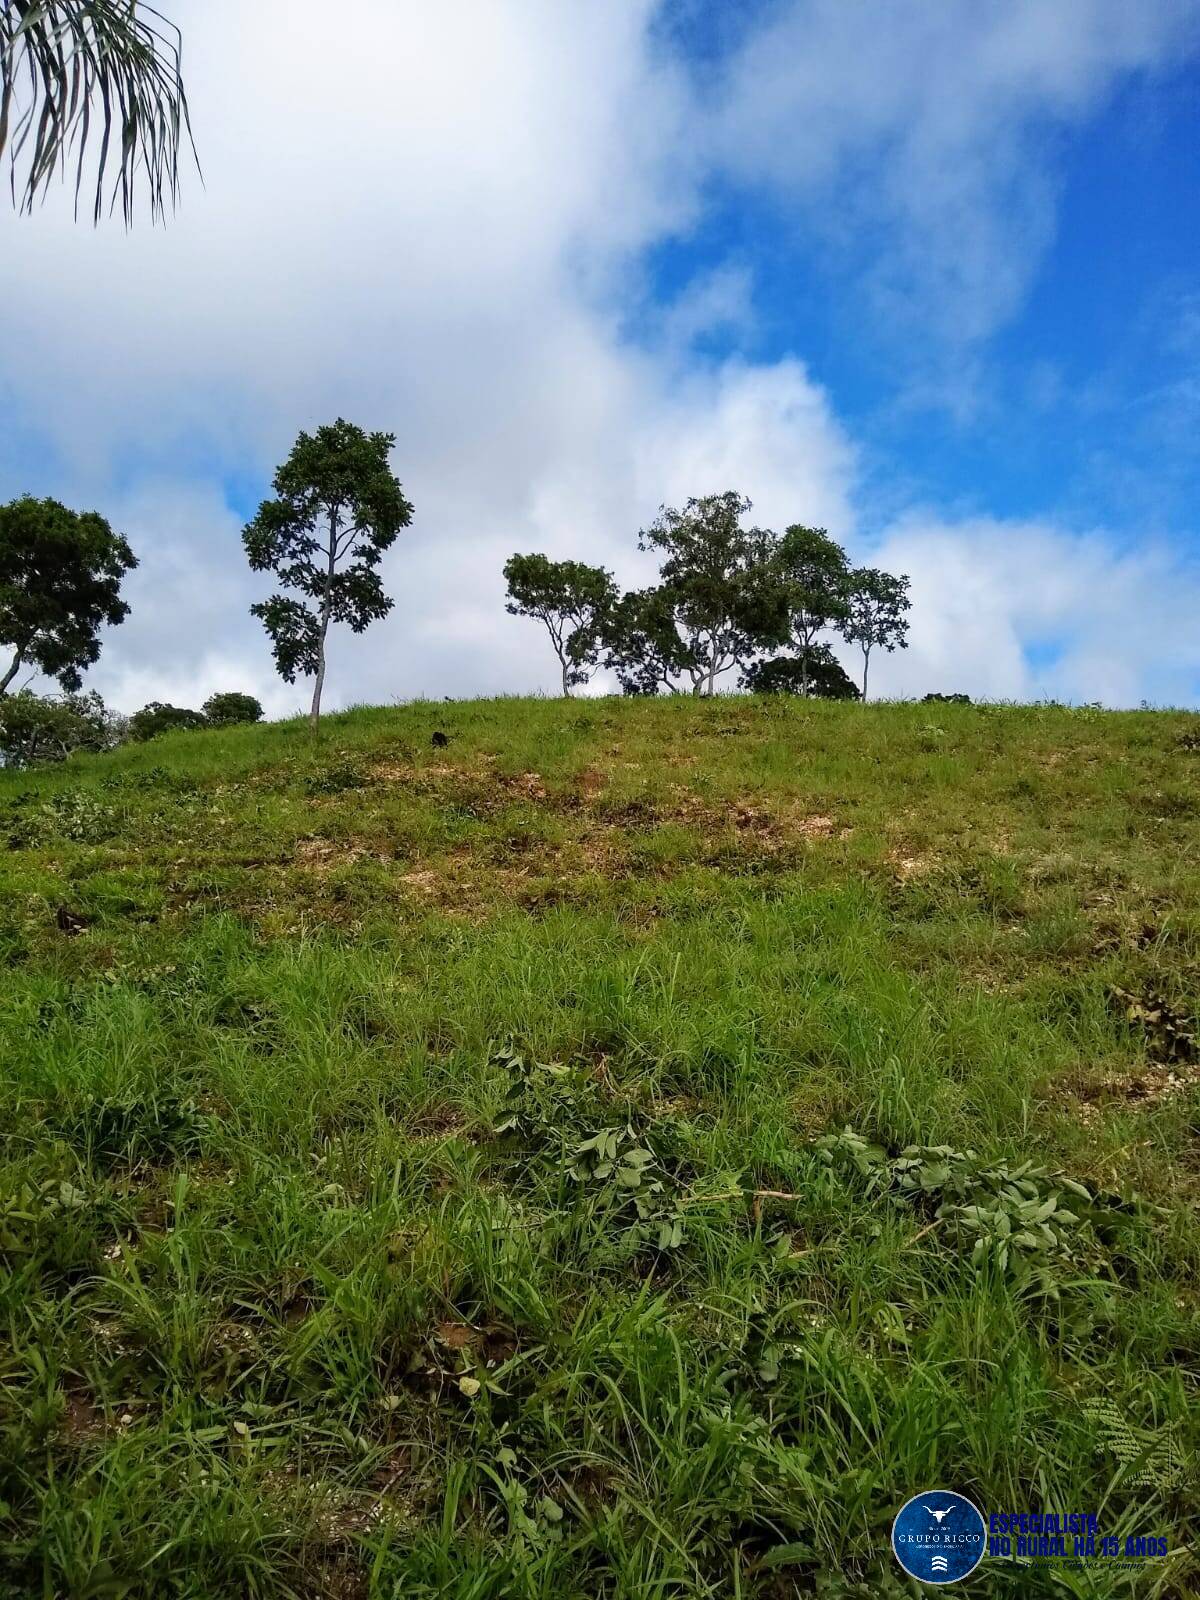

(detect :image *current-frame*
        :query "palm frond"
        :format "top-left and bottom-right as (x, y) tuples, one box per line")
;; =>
(0, 0), (197, 224)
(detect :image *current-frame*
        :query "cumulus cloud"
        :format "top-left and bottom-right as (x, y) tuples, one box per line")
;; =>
(707, 0), (1198, 347)
(0, 0), (1195, 713)
(861, 517), (1200, 706)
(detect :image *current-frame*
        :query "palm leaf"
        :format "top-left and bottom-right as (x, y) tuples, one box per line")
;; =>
(0, 0), (197, 223)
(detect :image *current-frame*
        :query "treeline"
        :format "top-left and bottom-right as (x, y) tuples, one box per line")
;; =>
(2, 424), (915, 773)
(505, 491), (910, 700)
(0, 689), (263, 769)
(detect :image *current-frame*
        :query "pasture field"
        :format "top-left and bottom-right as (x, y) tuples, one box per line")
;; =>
(1, 695), (1198, 1597)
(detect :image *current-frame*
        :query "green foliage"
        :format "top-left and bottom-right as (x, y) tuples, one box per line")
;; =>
(503, 554), (617, 695)
(5, 785), (117, 845)
(816, 1128), (1141, 1294)
(302, 759), (365, 795)
(602, 583), (697, 695)
(0, 688), (121, 767)
(843, 567), (911, 698)
(128, 701), (207, 741)
(53, 1088), (207, 1168)
(635, 492), (787, 695)
(491, 1043), (687, 1252)
(772, 524), (851, 696)
(741, 646), (860, 700)
(201, 692), (263, 727)
(0, 494), (137, 693)
(244, 419), (413, 726)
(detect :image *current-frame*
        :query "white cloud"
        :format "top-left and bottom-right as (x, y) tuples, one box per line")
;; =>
(0, 0), (1195, 715)
(708, 0), (1198, 346)
(861, 516), (1200, 706)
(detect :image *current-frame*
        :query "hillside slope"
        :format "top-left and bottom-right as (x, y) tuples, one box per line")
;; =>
(1, 696), (1198, 1597)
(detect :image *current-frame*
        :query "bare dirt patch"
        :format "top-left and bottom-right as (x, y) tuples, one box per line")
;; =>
(295, 836), (366, 866)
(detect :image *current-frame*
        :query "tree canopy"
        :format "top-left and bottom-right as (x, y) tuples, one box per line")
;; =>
(0, 494), (137, 697)
(503, 554), (617, 696)
(843, 568), (911, 699)
(0, 687), (119, 766)
(772, 525), (851, 698)
(244, 419), (413, 728)
(201, 691), (263, 727)
(741, 646), (859, 700)
(636, 493), (785, 696)
(128, 700), (205, 741)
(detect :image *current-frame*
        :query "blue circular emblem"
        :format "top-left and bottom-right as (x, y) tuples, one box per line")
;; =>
(891, 1491), (987, 1584)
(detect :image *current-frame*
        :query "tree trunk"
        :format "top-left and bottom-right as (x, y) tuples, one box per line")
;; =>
(561, 656), (572, 697)
(309, 638), (327, 728)
(0, 648), (24, 698)
(800, 642), (810, 699)
(861, 650), (870, 701)
(309, 511), (338, 730)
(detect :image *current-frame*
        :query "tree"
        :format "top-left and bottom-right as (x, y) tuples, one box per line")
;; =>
(0, 687), (119, 766)
(741, 647), (859, 700)
(503, 554), (617, 696)
(128, 700), (205, 740)
(1, 0), (196, 223)
(637, 492), (785, 696)
(243, 419), (413, 730)
(0, 494), (137, 697)
(843, 567), (911, 699)
(773, 525), (851, 698)
(602, 585), (703, 696)
(202, 690), (263, 727)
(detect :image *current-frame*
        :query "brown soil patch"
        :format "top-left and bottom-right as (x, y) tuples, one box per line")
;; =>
(575, 766), (606, 800)
(294, 837), (367, 872)
(888, 849), (938, 882)
(398, 869), (439, 894)
(1069, 1059), (1200, 1109)
(60, 1391), (106, 1445)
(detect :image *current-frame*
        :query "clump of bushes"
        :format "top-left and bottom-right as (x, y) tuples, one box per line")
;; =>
(127, 701), (208, 741)
(741, 646), (859, 700)
(201, 691), (263, 727)
(0, 690), (125, 768)
(0, 687), (265, 768)
(128, 692), (263, 742)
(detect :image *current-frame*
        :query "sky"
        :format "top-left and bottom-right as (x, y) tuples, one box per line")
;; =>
(1, 0), (1198, 712)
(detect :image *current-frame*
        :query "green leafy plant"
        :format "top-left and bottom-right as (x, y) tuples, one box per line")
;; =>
(491, 1043), (686, 1252)
(816, 1127), (1138, 1293)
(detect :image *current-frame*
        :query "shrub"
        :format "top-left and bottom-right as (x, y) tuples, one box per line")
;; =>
(0, 690), (122, 768)
(201, 691), (264, 727)
(128, 701), (207, 741)
(741, 646), (859, 700)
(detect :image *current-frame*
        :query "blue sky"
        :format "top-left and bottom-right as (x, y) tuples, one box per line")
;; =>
(647, 11), (1200, 537)
(1, 0), (1198, 710)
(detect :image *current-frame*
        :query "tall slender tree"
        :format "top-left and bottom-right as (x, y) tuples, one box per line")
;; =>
(1, 0), (196, 223)
(243, 420), (413, 730)
(843, 567), (911, 698)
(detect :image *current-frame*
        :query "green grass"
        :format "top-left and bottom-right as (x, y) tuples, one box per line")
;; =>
(1, 694), (1198, 1597)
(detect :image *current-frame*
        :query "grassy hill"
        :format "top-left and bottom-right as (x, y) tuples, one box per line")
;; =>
(1, 695), (1198, 1598)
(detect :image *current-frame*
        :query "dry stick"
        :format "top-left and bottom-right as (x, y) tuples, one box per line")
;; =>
(679, 1187), (806, 1210)
(902, 1218), (943, 1248)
